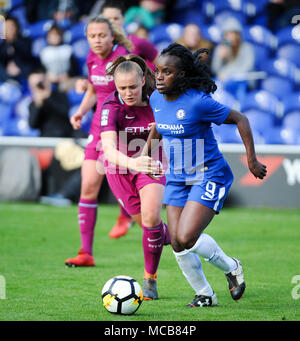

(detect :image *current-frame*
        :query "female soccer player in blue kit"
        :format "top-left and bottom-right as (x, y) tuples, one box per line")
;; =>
(145, 43), (267, 307)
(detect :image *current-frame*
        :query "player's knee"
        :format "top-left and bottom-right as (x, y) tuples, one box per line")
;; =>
(175, 232), (195, 250)
(81, 178), (99, 198)
(141, 209), (161, 227)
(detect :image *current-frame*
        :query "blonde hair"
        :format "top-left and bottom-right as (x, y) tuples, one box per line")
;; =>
(86, 15), (133, 52)
(106, 54), (155, 101)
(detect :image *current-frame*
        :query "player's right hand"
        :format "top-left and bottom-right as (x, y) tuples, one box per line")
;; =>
(70, 112), (83, 130)
(131, 156), (164, 176)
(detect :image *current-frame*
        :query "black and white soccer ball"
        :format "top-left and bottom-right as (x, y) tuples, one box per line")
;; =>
(101, 275), (143, 315)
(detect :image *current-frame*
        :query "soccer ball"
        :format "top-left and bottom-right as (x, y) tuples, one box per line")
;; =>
(101, 275), (143, 315)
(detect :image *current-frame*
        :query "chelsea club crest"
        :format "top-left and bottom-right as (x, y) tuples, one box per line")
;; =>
(176, 109), (186, 120)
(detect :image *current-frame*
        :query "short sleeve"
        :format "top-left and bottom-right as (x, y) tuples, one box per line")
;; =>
(99, 102), (119, 133)
(196, 94), (231, 126)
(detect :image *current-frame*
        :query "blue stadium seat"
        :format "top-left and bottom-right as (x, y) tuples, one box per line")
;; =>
(243, 25), (277, 51)
(170, 8), (204, 26)
(8, 5), (29, 31)
(201, 24), (222, 44)
(72, 38), (89, 60)
(0, 82), (23, 105)
(282, 112), (300, 130)
(260, 58), (299, 84)
(213, 10), (246, 28)
(244, 109), (275, 135)
(149, 23), (183, 45)
(240, 90), (281, 117)
(277, 25), (300, 47)
(67, 88), (84, 105)
(212, 89), (240, 110)
(0, 102), (13, 126)
(252, 44), (270, 70)
(280, 127), (300, 145)
(64, 22), (87, 43)
(262, 127), (285, 145)
(277, 44), (300, 68)
(23, 20), (54, 39)
(31, 37), (47, 57)
(212, 124), (242, 144)
(261, 76), (294, 100)
(9, 0), (24, 9)
(282, 93), (300, 115)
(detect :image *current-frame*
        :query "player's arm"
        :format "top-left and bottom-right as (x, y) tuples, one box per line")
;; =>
(223, 109), (267, 179)
(141, 122), (162, 157)
(70, 82), (97, 130)
(101, 130), (161, 174)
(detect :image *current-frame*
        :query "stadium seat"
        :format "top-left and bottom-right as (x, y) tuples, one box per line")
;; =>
(23, 19), (54, 39)
(212, 89), (240, 110)
(0, 102), (13, 127)
(251, 44), (270, 70)
(260, 58), (299, 84)
(212, 124), (242, 144)
(282, 93), (300, 115)
(201, 24), (222, 44)
(0, 82), (23, 105)
(243, 25), (277, 51)
(213, 10), (246, 28)
(261, 76), (294, 100)
(8, 5), (29, 31)
(280, 127), (300, 145)
(14, 95), (32, 120)
(72, 38), (89, 60)
(282, 112), (300, 130)
(170, 8), (205, 26)
(277, 25), (300, 47)
(31, 37), (47, 57)
(277, 44), (300, 68)
(149, 23), (183, 45)
(262, 127), (285, 145)
(64, 22), (87, 43)
(67, 88), (84, 105)
(240, 90), (281, 117)
(244, 109), (275, 135)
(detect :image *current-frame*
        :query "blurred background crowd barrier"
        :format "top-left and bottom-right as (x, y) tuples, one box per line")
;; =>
(0, 0), (300, 206)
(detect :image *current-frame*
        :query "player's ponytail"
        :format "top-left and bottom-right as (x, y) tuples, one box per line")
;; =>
(161, 43), (217, 94)
(106, 54), (155, 101)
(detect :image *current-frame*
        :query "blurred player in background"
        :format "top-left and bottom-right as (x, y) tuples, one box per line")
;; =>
(65, 15), (132, 267)
(100, 55), (169, 299)
(144, 43), (267, 307)
(76, 0), (160, 239)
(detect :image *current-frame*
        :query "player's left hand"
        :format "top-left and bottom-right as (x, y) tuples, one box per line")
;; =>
(248, 159), (267, 180)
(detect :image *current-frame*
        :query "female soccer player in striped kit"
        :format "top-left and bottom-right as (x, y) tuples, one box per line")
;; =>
(100, 55), (169, 299)
(144, 43), (267, 307)
(65, 16), (133, 267)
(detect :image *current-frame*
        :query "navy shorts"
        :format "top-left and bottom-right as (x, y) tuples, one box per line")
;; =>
(163, 164), (234, 213)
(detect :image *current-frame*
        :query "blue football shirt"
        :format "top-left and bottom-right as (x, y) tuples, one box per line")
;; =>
(150, 88), (231, 184)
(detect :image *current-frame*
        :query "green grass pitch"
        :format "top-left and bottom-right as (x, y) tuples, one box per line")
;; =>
(0, 202), (299, 321)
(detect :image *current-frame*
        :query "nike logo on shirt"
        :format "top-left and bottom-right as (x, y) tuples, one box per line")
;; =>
(125, 115), (135, 119)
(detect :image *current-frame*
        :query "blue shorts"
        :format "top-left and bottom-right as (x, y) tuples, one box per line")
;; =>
(163, 164), (234, 213)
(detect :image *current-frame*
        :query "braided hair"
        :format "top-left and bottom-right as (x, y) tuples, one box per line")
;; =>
(161, 43), (217, 94)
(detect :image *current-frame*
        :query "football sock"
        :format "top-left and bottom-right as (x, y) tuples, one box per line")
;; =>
(142, 221), (164, 277)
(189, 233), (237, 273)
(78, 198), (98, 255)
(173, 249), (214, 297)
